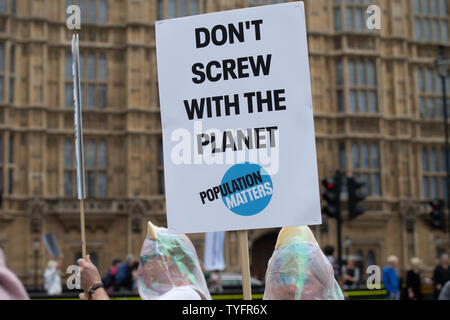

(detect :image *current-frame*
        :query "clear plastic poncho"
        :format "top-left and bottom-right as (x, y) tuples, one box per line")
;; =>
(137, 221), (211, 300)
(263, 226), (344, 300)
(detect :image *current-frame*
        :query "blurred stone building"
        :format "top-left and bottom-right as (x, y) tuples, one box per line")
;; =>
(0, 0), (449, 287)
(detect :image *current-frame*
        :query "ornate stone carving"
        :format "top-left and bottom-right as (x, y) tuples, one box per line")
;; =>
(28, 199), (46, 234)
(129, 200), (144, 233)
(399, 201), (419, 233)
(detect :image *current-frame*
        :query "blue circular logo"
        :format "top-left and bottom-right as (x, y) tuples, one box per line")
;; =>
(220, 162), (273, 216)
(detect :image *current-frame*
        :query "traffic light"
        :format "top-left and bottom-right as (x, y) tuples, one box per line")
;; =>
(347, 177), (367, 220)
(322, 172), (342, 219)
(429, 200), (446, 232)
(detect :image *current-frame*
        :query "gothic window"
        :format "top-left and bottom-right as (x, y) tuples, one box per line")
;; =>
(86, 139), (107, 198)
(0, 42), (11, 104)
(248, 0), (286, 6)
(62, 139), (107, 199)
(422, 146), (449, 199)
(336, 58), (377, 113)
(158, 0), (205, 19)
(414, 0), (448, 42)
(333, 0), (372, 32)
(351, 142), (381, 197)
(65, 51), (107, 109)
(64, 139), (75, 196)
(9, 44), (14, 104)
(67, 0), (108, 24)
(417, 67), (450, 119)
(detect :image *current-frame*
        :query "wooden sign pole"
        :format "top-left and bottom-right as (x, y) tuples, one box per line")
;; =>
(238, 230), (252, 300)
(79, 199), (87, 258)
(72, 34), (87, 259)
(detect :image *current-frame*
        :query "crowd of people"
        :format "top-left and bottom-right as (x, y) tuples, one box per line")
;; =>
(0, 222), (449, 300)
(101, 255), (139, 294)
(39, 253), (140, 297)
(382, 253), (450, 300)
(69, 223), (345, 300)
(323, 245), (450, 300)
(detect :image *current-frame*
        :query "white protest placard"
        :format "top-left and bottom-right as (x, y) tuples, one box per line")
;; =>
(156, 1), (321, 234)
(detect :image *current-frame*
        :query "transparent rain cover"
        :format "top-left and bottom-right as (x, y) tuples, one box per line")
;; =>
(264, 226), (344, 300)
(137, 228), (211, 300)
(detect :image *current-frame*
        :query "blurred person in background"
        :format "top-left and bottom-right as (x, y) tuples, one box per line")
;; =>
(115, 254), (135, 291)
(342, 256), (359, 290)
(324, 245), (341, 281)
(102, 258), (121, 294)
(432, 253), (450, 299)
(206, 271), (223, 294)
(323, 245), (347, 298)
(382, 255), (399, 300)
(43, 255), (63, 296)
(406, 257), (422, 300)
(130, 261), (139, 293)
(0, 248), (29, 300)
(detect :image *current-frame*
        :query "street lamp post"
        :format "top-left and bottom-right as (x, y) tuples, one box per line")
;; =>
(33, 237), (40, 291)
(436, 47), (450, 244)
